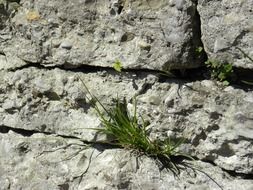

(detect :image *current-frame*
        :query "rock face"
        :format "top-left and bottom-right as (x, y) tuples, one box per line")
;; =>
(143, 79), (253, 174)
(198, 0), (253, 68)
(1, 132), (253, 190)
(0, 0), (203, 71)
(1, 67), (253, 189)
(0, 0), (253, 189)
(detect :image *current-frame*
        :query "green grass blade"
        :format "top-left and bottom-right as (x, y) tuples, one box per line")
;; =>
(78, 78), (191, 173)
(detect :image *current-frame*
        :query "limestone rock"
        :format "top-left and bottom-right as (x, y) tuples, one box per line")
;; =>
(198, 0), (253, 69)
(0, 67), (147, 141)
(0, 0), (203, 71)
(1, 132), (253, 190)
(1, 67), (253, 175)
(141, 80), (253, 174)
(0, 0), (253, 188)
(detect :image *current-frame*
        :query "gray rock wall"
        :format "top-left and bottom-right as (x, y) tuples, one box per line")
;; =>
(1, 132), (253, 190)
(0, 0), (203, 71)
(0, 0), (253, 189)
(198, 0), (253, 68)
(1, 67), (253, 189)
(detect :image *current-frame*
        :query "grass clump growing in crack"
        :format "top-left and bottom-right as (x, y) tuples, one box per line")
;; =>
(78, 75), (191, 173)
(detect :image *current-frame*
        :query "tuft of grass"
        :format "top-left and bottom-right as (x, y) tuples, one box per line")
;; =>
(78, 75), (191, 172)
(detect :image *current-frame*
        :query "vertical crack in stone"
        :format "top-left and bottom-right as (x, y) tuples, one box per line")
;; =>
(192, 0), (208, 65)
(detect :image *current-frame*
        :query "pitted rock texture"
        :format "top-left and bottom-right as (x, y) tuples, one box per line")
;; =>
(0, 0), (203, 71)
(143, 80), (253, 174)
(1, 67), (253, 177)
(0, 0), (20, 29)
(1, 132), (253, 190)
(0, 67), (147, 141)
(198, 0), (253, 69)
(1, 0), (253, 189)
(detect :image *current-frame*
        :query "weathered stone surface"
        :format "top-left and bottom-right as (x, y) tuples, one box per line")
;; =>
(0, 0), (20, 29)
(1, 0), (253, 189)
(0, 67), (253, 176)
(0, 67), (146, 141)
(198, 0), (253, 69)
(0, 0), (203, 71)
(142, 80), (253, 174)
(1, 131), (253, 190)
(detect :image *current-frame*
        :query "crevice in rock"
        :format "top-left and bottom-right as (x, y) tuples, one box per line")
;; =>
(1, 124), (253, 179)
(0, 124), (121, 149)
(222, 168), (253, 180)
(8, 61), (50, 71)
(200, 158), (253, 180)
(0, 125), (52, 137)
(0, 124), (85, 142)
(10, 59), (209, 81)
(0, 125), (10, 134)
(9, 60), (253, 91)
(192, 0), (208, 64)
(232, 67), (253, 90)
(191, 1), (253, 90)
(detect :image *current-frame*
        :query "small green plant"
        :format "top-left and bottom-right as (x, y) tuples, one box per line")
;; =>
(205, 60), (234, 85)
(195, 46), (205, 60)
(195, 47), (204, 56)
(113, 60), (123, 72)
(78, 76), (191, 172)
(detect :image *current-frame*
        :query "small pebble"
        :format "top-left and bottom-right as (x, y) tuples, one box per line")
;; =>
(60, 40), (73, 50)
